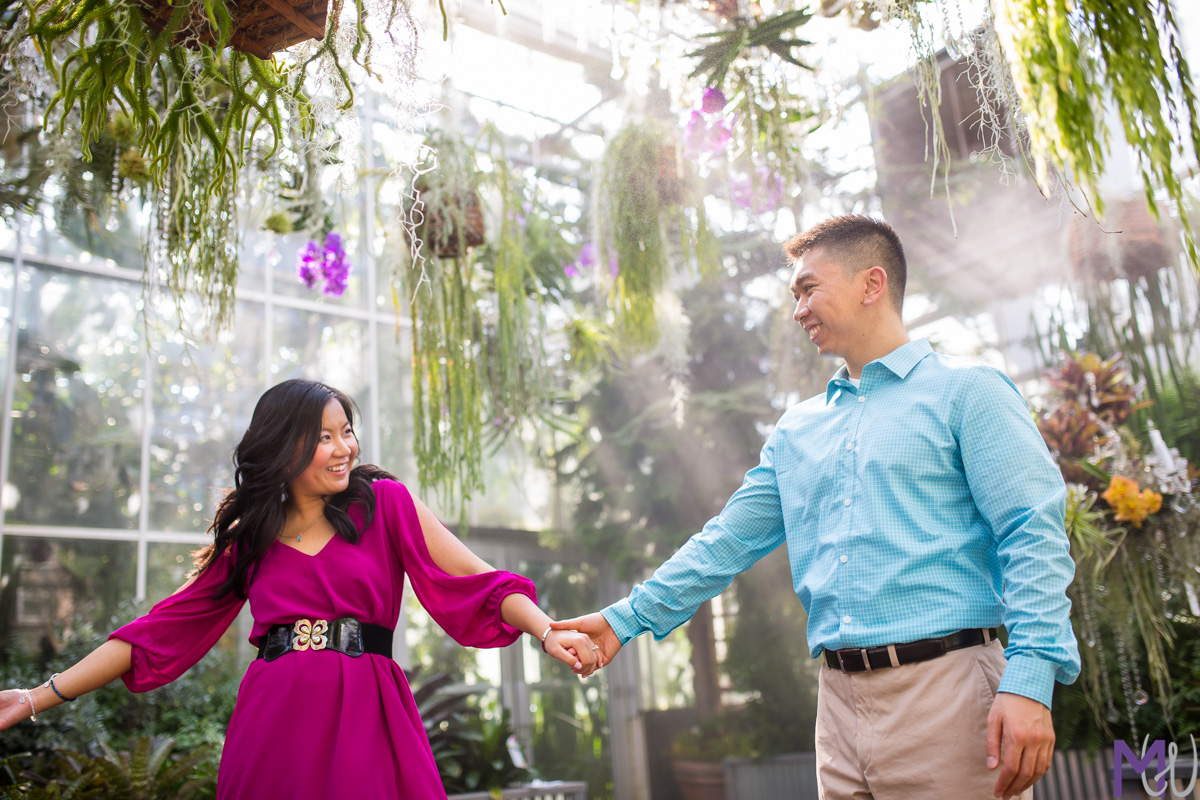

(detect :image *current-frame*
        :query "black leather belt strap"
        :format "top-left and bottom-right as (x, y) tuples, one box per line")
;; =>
(823, 628), (998, 674)
(256, 616), (394, 662)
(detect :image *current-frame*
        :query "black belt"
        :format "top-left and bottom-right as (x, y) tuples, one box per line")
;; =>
(823, 628), (997, 674)
(256, 616), (394, 662)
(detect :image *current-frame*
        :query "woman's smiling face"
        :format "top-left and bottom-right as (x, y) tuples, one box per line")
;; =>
(288, 398), (358, 500)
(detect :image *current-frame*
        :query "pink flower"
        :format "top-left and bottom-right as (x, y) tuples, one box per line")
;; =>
(296, 232), (353, 296)
(296, 241), (322, 289)
(701, 88), (727, 114)
(684, 112), (732, 157)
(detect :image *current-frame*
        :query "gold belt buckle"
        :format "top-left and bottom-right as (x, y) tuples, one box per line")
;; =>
(293, 618), (329, 651)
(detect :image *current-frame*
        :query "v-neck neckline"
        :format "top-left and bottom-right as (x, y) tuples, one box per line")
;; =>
(275, 533), (338, 559)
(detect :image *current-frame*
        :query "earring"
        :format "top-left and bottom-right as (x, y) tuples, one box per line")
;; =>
(280, 484), (289, 504)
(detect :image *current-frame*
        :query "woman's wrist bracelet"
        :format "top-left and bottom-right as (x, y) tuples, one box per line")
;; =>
(48, 674), (74, 703)
(539, 624), (552, 653)
(17, 689), (37, 721)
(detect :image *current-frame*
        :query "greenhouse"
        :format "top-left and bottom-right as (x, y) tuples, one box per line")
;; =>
(0, 0), (1198, 798)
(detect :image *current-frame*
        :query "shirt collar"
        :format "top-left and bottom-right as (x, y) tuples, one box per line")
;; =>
(824, 339), (933, 404)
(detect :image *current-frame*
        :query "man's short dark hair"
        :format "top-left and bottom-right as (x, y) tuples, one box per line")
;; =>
(784, 215), (907, 311)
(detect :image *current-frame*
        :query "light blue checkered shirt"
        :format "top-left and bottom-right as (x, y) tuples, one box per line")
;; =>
(602, 338), (1080, 708)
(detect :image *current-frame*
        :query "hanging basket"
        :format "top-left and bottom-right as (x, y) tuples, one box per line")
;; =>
(423, 191), (486, 259)
(138, 0), (330, 60)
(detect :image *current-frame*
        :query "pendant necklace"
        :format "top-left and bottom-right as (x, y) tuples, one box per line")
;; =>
(288, 514), (324, 543)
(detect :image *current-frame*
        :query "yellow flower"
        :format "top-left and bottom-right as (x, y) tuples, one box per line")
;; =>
(1102, 476), (1163, 528)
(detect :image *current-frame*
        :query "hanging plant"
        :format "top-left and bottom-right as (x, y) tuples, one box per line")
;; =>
(844, 0), (1200, 270)
(401, 128), (593, 510)
(596, 121), (718, 348)
(0, 0), (422, 328)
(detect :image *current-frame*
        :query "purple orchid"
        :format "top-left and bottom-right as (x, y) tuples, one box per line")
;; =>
(701, 87), (727, 114)
(565, 242), (598, 278)
(296, 240), (322, 289)
(296, 232), (353, 296)
(684, 112), (733, 157)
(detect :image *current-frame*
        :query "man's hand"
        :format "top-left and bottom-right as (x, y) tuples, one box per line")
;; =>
(550, 613), (622, 674)
(987, 691), (1055, 799)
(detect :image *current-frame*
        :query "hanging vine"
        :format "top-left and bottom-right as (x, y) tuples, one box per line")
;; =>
(856, 0), (1200, 269)
(0, 0), (422, 328)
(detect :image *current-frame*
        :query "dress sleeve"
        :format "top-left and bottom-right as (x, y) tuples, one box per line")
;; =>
(378, 480), (536, 649)
(107, 547), (246, 693)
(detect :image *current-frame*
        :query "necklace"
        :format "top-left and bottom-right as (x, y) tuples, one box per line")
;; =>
(285, 514), (325, 543)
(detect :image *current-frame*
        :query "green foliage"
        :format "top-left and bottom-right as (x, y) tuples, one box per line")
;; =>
(670, 711), (757, 763)
(724, 550), (817, 756)
(597, 121), (718, 349)
(442, 708), (530, 795)
(0, 609), (244, 759)
(0, 737), (218, 799)
(993, 0), (1200, 269)
(402, 129), (589, 512)
(0, 0), (418, 328)
(687, 9), (814, 89)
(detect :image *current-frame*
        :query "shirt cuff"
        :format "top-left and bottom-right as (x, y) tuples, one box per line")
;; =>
(997, 654), (1058, 709)
(601, 598), (647, 646)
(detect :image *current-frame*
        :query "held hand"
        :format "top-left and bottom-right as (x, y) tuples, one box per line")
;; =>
(550, 613), (622, 670)
(0, 689), (36, 730)
(986, 692), (1055, 799)
(542, 629), (600, 676)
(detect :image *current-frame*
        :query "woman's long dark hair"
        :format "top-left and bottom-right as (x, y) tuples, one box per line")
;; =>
(193, 379), (396, 599)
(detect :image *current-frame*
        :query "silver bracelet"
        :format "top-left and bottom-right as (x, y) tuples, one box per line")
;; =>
(540, 624), (552, 652)
(17, 688), (37, 721)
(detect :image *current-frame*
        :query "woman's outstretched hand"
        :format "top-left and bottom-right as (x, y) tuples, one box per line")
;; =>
(550, 613), (622, 671)
(543, 629), (603, 678)
(0, 689), (36, 730)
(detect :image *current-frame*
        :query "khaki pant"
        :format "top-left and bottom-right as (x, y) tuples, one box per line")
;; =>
(815, 638), (1033, 800)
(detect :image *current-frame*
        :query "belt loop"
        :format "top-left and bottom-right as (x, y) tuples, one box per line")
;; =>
(886, 643), (900, 668)
(860, 648), (872, 672)
(982, 629), (991, 646)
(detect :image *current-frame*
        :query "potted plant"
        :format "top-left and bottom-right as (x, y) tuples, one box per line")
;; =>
(669, 711), (758, 800)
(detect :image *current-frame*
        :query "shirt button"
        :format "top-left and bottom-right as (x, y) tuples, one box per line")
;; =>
(842, 615), (852, 624)
(858, 396), (866, 403)
(840, 555), (848, 563)
(845, 442), (854, 451)
(843, 498), (852, 506)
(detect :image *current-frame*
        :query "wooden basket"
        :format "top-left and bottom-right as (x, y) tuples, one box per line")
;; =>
(138, 0), (329, 60)
(423, 191), (486, 259)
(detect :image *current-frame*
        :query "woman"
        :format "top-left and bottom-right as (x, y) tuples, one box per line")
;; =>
(0, 379), (600, 798)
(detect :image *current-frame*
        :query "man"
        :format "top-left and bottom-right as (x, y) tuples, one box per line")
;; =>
(555, 215), (1080, 800)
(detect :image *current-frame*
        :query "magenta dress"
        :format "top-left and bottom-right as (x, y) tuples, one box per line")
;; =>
(109, 479), (536, 799)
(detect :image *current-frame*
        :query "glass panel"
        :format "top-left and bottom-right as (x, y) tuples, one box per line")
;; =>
(377, 322), (416, 483)
(466, 445), (555, 530)
(7, 266), (142, 528)
(271, 308), (372, 433)
(0, 536), (136, 652)
(148, 300), (266, 532)
(0, 261), (13, 426)
(145, 541), (202, 604)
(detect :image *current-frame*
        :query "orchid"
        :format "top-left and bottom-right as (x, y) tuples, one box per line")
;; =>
(701, 87), (727, 114)
(684, 111), (733, 157)
(296, 232), (353, 297)
(296, 241), (323, 290)
(1101, 475), (1163, 528)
